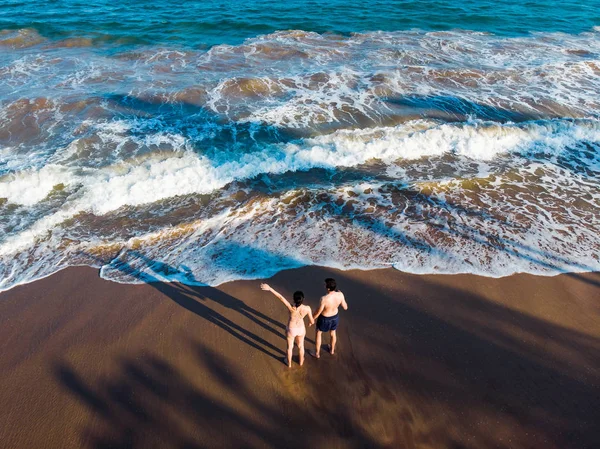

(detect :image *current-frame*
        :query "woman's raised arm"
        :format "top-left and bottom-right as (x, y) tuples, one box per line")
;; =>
(260, 283), (293, 312)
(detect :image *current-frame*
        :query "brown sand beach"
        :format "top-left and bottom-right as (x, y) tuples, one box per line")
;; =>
(0, 266), (598, 449)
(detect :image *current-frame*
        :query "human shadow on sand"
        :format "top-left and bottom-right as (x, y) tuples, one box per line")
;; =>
(94, 252), (289, 362)
(86, 247), (316, 363)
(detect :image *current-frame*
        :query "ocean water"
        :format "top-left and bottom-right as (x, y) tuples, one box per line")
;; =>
(0, 1), (599, 290)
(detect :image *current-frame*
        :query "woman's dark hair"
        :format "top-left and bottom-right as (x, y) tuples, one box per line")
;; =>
(293, 291), (304, 307)
(325, 278), (337, 292)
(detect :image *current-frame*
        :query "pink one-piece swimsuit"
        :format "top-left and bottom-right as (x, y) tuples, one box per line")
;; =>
(287, 307), (305, 337)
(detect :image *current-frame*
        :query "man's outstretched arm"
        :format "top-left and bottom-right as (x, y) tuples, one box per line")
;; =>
(312, 298), (325, 321)
(341, 293), (348, 310)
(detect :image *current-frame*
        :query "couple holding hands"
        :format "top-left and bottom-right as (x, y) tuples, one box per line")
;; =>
(260, 278), (348, 368)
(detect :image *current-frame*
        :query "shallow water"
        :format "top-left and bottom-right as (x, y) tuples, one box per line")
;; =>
(0, 2), (599, 290)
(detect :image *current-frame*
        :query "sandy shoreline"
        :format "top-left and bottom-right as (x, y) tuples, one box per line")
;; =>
(0, 265), (598, 449)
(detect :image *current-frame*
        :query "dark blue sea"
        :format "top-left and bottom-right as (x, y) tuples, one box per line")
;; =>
(2, 0), (600, 47)
(0, 0), (599, 289)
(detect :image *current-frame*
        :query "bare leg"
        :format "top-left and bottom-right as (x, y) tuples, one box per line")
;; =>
(286, 334), (294, 367)
(330, 330), (337, 355)
(297, 335), (306, 366)
(315, 330), (322, 358)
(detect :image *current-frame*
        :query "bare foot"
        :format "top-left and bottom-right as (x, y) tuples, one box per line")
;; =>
(309, 350), (320, 359)
(284, 356), (292, 367)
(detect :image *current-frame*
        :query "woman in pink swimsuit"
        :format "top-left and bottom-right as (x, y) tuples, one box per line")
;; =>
(261, 283), (314, 367)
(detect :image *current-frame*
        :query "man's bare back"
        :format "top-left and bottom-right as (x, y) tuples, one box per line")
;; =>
(320, 290), (348, 317)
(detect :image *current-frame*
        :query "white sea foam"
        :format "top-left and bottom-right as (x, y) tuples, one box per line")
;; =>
(94, 170), (600, 286)
(1, 118), (599, 261)
(0, 165), (74, 206)
(2, 118), (599, 208)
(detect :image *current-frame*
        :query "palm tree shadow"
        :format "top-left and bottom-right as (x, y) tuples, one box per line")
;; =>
(53, 345), (382, 449)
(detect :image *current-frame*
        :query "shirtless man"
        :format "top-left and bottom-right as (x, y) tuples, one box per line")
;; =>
(310, 278), (348, 358)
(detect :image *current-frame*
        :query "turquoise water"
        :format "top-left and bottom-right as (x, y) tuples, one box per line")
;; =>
(1, 0), (599, 47)
(0, 1), (600, 290)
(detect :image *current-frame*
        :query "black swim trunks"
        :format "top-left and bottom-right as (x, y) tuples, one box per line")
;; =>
(316, 313), (339, 332)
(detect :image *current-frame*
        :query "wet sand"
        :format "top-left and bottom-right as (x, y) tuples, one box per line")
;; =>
(0, 266), (598, 449)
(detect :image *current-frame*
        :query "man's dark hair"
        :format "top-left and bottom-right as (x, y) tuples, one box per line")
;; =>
(324, 278), (337, 292)
(293, 291), (304, 307)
